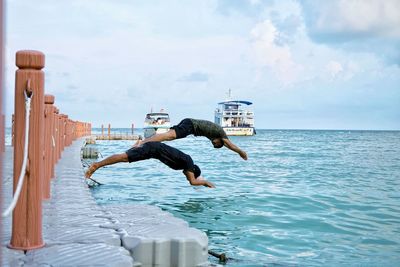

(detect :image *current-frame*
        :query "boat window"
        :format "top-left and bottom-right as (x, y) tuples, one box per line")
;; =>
(225, 104), (239, 110)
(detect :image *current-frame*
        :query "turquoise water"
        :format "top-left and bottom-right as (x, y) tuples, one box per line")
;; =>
(86, 129), (400, 266)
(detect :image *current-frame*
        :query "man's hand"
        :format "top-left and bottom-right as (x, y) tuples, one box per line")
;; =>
(223, 138), (248, 160)
(196, 176), (215, 188)
(239, 150), (248, 160)
(204, 181), (216, 188)
(186, 172), (216, 188)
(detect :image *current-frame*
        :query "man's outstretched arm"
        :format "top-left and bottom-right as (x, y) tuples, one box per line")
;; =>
(222, 138), (248, 160)
(184, 171), (215, 188)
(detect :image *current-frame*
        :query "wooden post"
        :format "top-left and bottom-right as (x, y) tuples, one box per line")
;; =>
(0, 2), (3, 255)
(68, 119), (72, 145)
(57, 110), (61, 160)
(65, 116), (69, 146)
(10, 50), (45, 250)
(101, 124), (104, 138)
(11, 114), (15, 146)
(70, 120), (74, 144)
(131, 123), (134, 135)
(0, 114), (4, 152)
(50, 105), (56, 178)
(72, 121), (76, 141)
(54, 108), (60, 163)
(73, 122), (76, 141)
(43, 94), (54, 199)
(76, 121), (80, 139)
(61, 115), (67, 151)
(65, 118), (69, 147)
(67, 119), (72, 146)
(108, 123), (111, 140)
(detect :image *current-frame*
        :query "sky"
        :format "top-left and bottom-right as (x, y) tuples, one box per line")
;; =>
(4, 0), (400, 129)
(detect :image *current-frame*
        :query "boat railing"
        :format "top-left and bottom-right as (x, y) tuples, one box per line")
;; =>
(222, 110), (254, 116)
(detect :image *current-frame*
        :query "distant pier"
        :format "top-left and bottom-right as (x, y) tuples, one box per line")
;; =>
(94, 134), (141, 140)
(95, 123), (141, 140)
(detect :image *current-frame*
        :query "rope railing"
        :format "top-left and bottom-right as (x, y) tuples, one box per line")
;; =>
(5, 50), (92, 250)
(2, 89), (32, 217)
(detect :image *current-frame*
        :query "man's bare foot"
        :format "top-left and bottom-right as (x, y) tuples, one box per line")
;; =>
(132, 139), (143, 147)
(85, 164), (98, 178)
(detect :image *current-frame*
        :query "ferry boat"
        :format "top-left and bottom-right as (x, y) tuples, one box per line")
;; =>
(143, 109), (171, 139)
(214, 91), (255, 136)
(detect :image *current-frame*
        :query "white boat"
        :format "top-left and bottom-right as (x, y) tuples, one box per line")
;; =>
(214, 91), (255, 136)
(143, 109), (171, 139)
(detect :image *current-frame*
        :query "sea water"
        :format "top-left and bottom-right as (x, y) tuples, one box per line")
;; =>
(85, 129), (399, 266)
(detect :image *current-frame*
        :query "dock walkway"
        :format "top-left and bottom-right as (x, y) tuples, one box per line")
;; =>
(2, 139), (208, 267)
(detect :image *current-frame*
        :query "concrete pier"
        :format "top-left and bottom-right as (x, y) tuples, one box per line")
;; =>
(1, 139), (209, 266)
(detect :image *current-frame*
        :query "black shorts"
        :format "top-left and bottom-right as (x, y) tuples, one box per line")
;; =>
(170, 118), (194, 139)
(125, 144), (153, 163)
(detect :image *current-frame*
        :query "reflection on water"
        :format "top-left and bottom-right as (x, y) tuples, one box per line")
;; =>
(168, 198), (209, 214)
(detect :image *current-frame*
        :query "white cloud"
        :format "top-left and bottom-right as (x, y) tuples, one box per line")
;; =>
(250, 20), (302, 86)
(326, 61), (343, 79)
(300, 0), (400, 66)
(325, 60), (363, 81)
(303, 0), (400, 39)
(249, 0), (261, 6)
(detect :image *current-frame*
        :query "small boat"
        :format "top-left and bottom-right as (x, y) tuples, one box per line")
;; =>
(214, 90), (255, 136)
(143, 109), (171, 139)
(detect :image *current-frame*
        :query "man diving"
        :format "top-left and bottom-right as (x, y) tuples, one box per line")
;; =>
(85, 141), (215, 188)
(136, 118), (248, 160)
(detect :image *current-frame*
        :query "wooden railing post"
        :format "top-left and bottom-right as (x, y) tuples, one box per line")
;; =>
(63, 115), (68, 149)
(108, 123), (111, 140)
(0, 114), (4, 152)
(68, 119), (72, 145)
(73, 121), (77, 141)
(11, 114), (15, 146)
(43, 94), (54, 199)
(61, 115), (65, 151)
(65, 118), (69, 147)
(10, 50), (45, 250)
(0, 3), (3, 254)
(50, 104), (56, 178)
(54, 108), (59, 163)
(57, 111), (62, 161)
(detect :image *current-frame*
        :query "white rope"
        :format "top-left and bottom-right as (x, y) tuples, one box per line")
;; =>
(2, 91), (32, 217)
(52, 135), (55, 147)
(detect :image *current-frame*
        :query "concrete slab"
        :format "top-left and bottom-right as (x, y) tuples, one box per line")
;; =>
(43, 213), (108, 227)
(1, 216), (12, 245)
(102, 204), (209, 267)
(43, 225), (121, 246)
(24, 243), (133, 267)
(1, 247), (25, 267)
(101, 204), (189, 227)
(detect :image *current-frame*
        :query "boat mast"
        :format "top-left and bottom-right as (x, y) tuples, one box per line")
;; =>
(226, 88), (232, 101)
